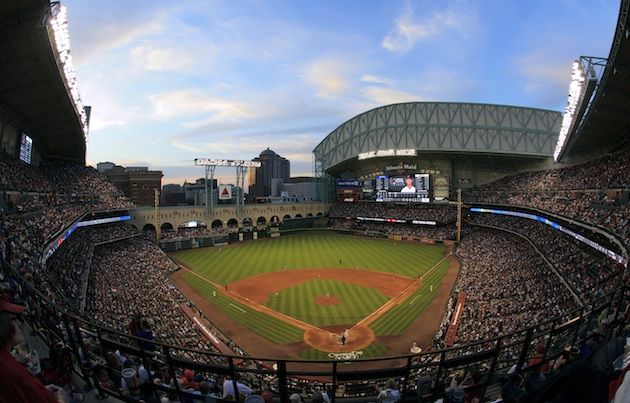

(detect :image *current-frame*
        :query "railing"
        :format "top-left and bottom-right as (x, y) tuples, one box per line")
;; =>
(2, 256), (627, 403)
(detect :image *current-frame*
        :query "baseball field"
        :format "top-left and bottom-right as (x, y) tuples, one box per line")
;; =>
(169, 230), (457, 358)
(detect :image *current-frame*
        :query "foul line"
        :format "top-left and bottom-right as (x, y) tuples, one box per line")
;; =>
(180, 268), (327, 334)
(353, 253), (452, 329)
(229, 303), (246, 313)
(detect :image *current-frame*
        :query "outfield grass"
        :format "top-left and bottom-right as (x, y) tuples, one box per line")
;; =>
(264, 279), (389, 326)
(370, 257), (451, 335)
(182, 271), (304, 344)
(172, 231), (446, 284)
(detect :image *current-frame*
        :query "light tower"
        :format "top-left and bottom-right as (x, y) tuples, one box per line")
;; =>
(194, 158), (262, 221)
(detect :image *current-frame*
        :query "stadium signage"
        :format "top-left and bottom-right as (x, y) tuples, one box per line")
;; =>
(42, 214), (133, 263)
(328, 351), (363, 360)
(194, 158), (262, 168)
(471, 208), (628, 267)
(357, 216), (406, 224)
(219, 185), (232, 200)
(411, 220), (437, 226)
(357, 149), (416, 160)
(77, 215), (131, 227)
(337, 179), (361, 187)
(385, 164), (417, 171)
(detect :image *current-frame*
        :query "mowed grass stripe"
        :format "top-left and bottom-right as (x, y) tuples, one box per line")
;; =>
(171, 231), (447, 284)
(369, 259), (449, 334)
(370, 259), (451, 335)
(265, 279), (389, 326)
(182, 272), (303, 344)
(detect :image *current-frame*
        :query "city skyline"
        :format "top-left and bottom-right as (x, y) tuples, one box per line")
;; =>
(64, 0), (620, 185)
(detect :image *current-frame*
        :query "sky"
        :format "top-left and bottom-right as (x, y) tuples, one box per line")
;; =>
(64, 0), (620, 185)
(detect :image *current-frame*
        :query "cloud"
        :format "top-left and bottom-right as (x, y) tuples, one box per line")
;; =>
(171, 139), (203, 154)
(361, 74), (390, 85)
(131, 45), (195, 72)
(513, 50), (574, 107)
(147, 89), (253, 121)
(304, 58), (353, 97)
(284, 152), (313, 163)
(89, 119), (127, 132)
(173, 132), (319, 158)
(516, 52), (572, 94)
(361, 86), (420, 104)
(382, 1), (478, 54)
(68, 3), (166, 66)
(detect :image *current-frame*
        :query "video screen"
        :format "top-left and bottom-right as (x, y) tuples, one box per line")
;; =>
(375, 174), (430, 202)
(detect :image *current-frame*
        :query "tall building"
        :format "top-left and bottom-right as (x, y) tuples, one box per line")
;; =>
(183, 178), (218, 206)
(283, 176), (319, 200)
(96, 161), (115, 172)
(248, 148), (290, 199)
(161, 184), (186, 206)
(98, 163), (163, 206)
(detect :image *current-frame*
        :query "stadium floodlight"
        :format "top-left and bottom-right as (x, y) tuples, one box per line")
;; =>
(553, 59), (597, 162)
(194, 158), (262, 168)
(48, 4), (89, 137)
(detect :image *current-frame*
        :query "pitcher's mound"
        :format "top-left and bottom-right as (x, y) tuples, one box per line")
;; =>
(315, 295), (340, 305)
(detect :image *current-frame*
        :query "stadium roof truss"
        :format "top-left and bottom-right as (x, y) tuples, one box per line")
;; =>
(313, 102), (562, 172)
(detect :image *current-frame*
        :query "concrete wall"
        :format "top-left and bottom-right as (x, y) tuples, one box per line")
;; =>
(130, 202), (333, 231)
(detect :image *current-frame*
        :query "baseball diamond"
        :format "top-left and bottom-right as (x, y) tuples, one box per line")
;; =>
(170, 231), (457, 357)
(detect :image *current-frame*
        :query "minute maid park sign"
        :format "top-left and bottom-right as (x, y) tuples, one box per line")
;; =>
(385, 163), (417, 171)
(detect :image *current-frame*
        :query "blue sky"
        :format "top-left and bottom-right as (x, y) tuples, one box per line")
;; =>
(65, 0), (619, 185)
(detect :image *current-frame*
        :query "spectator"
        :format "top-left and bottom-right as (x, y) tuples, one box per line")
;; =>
(0, 296), (58, 402)
(222, 375), (253, 400)
(376, 379), (401, 403)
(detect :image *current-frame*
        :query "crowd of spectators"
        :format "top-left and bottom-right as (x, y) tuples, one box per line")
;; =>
(84, 238), (217, 355)
(0, 163), (134, 310)
(330, 202), (457, 224)
(328, 202), (456, 240)
(473, 150), (630, 192)
(329, 219), (455, 240)
(1, 152), (628, 401)
(449, 228), (578, 346)
(464, 148), (630, 245)
(45, 223), (140, 311)
(471, 213), (626, 305)
(0, 151), (54, 192)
